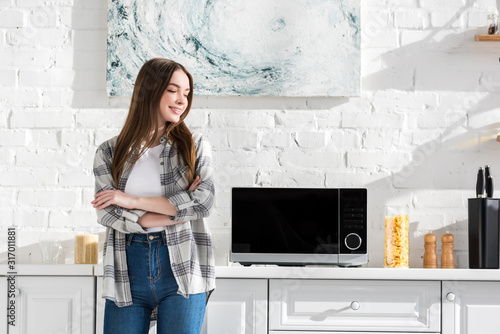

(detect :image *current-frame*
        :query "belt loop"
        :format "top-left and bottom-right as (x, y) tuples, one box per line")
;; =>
(161, 230), (168, 246)
(127, 233), (134, 246)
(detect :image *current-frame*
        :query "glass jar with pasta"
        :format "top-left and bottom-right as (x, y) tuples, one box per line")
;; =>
(74, 226), (99, 264)
(384, 206), (409, 268)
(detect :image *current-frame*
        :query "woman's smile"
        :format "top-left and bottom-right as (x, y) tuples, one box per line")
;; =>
(170, 106), (184, 115)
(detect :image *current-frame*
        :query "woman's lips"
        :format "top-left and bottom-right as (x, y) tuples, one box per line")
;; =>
(170, 107), (183, 115)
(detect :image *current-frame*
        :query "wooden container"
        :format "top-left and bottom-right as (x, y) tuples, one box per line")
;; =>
(423, 233), (437, 268)
(441, 233), (455, 269)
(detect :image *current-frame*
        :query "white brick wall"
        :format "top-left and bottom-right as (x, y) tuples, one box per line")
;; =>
(1, 0), (500, 269)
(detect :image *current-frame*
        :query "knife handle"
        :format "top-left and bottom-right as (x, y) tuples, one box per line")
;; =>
(476, 167), (484, 198)
(486, 176), (494, 198)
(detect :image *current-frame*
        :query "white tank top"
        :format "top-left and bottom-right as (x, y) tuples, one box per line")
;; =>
(125, 144), (165, 233)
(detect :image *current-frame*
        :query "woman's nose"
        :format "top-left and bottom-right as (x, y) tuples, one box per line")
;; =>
(176, 94), (186, 104)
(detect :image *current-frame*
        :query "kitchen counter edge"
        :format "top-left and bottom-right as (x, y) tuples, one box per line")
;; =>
(211, 266), (500, 281)
(4, 265), (498, 280)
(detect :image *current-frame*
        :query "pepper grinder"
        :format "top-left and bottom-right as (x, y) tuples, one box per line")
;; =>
(423, 233), (438, 268)
(441, 233), (455, 269)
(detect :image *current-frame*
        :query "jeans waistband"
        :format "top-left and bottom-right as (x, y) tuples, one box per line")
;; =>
(127, 231), (167, 246)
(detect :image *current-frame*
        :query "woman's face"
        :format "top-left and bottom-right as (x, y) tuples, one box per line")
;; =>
(158, 69), (191, 125)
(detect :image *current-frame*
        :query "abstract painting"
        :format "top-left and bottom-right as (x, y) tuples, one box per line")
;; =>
(107, 0), (360, 97)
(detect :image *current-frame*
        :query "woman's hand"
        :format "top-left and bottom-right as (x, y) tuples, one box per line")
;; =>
(92, 190), (137, 210)
(188, 176), (201, 191)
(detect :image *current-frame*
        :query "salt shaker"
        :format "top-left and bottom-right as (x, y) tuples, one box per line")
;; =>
(441, 233), (455, 269)
(423, 233), (437, 268)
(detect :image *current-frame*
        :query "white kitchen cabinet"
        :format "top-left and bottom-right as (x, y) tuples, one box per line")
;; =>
(8, 276), (95, 334)
(98, 278), (268, 334)
(1, 274), (7, 332)
(442, 281), (500, 334)
(270, 279), (441, 333)
(201, 278), (268, 334)
(95, 277), (104, 334)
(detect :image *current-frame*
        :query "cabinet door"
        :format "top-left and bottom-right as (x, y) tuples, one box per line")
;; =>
(10, 276), (95, 334)
(202, 279), (268, 334)
(270, 279), (441, 332)
(443, 281), (500, 334)
(95, 277), (104, 334)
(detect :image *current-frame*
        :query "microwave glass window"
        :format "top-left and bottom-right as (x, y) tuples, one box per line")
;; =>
(232, 188), (339, 254)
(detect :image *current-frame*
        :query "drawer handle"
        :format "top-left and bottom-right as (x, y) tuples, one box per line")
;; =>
(446, 292), (456, 302)
(350, 301), (360, 310)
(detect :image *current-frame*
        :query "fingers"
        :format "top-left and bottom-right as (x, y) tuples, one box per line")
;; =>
(91, 189), (136, 210)
(92, 196), (113, 210)
(188, 176), (202, 191)
(91, 190), (119, 210)
(92, 190), (115, 202)
(193, 176), (201, 185)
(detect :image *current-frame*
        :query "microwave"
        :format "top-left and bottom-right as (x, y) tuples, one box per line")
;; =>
(230, 187), (367, 267)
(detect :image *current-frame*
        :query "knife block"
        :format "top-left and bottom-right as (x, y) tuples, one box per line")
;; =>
(468, 198), (500, 269)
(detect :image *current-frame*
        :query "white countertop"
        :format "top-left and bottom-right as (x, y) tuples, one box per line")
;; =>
(3, 264), (500, 281)
(213, 266), (500, 281)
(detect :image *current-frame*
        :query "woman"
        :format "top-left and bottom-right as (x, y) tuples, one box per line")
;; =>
(91, 58), (215, 333)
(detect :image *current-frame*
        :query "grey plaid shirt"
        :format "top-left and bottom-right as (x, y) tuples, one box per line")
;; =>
(93, 132), (215, 307)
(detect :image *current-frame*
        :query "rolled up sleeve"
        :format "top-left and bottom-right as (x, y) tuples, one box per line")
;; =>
(93, 141), (146, 234)
(167, 135), (215, 222)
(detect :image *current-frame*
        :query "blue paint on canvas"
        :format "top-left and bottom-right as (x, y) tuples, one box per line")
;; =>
(107, 0), (361, 97)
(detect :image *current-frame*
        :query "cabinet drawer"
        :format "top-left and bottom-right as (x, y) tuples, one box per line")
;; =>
(269, 279), (440, 332)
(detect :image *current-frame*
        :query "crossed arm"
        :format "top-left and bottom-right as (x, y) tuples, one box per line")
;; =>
(91, 176), (201, 228)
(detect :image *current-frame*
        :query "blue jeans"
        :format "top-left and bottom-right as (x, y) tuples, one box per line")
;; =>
(104, 231), (206, 334)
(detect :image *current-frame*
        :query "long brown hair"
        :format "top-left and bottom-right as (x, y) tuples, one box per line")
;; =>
(112, 58), (196, 188)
